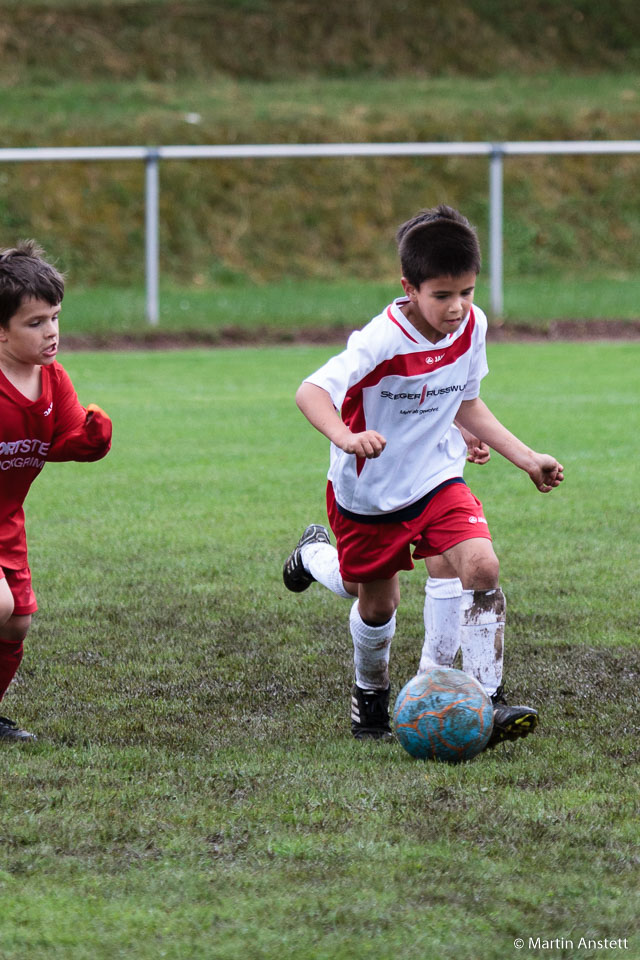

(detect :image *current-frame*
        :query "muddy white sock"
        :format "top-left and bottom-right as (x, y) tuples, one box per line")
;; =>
(418, 577), (463, 673)
(350, 600), (395, 690)
(300, 541), (352, 599)
(459, 587), (506, 698)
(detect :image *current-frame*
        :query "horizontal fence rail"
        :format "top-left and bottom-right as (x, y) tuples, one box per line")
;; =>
(1, 140), (639, 324)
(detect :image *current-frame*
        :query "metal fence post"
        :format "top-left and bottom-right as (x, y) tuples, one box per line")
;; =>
(489, 145), (504, 319)
(145, 149), (160, 326)
(3, 140), (639, 329)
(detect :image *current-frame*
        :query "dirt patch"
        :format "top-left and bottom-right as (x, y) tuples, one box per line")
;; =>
(60, 319), (640, 351)
(490, 319), (640, 342)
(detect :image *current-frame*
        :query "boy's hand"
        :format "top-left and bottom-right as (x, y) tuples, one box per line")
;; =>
(456, 422), (490, 465)
(466, 439), (491, 465)
(341, 430), (386, 459)
(528, 454), (564, 493)
(85, 403), (109, 422)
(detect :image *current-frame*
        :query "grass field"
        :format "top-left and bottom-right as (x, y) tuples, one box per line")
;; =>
(50, 277), (640, 342)
(1, 342), (639, 959)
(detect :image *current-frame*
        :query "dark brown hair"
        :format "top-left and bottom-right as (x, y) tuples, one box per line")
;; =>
(396, 204), (481, 288)
(0, 240), (64, 328)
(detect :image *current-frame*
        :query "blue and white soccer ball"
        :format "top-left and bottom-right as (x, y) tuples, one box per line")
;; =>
(393, 667), (493, 762)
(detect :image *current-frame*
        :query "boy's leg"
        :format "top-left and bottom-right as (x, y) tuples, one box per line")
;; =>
(443, 538), (503, 695)
(442, 538), (538, 746)
(0, 575), (14, 624)
(0, 615), (29, 700)
(419, 554), (463, 673)
(0, 572), (37, 741)
(283, 525), (355, 598)
(0, 575), (21, 700)
(349, 576), (399, 740)
(0, 619), (36, 742)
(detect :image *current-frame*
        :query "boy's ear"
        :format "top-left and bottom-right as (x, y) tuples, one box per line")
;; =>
(400, 276), (417, 299)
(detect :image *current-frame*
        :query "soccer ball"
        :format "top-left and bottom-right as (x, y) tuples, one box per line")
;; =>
(393, 667), (493, 762)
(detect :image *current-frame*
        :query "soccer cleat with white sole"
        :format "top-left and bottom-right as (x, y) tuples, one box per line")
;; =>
(351, 683), (393, 741)
(282, 524), (331, 593)
(0, 716), (37, 742)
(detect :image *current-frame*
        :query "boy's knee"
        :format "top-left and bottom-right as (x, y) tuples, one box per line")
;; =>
(444, 539), (500, 591)
(2, 615), (31, 643)
(358, 593), (399, 626)
(463, 554), (500, 591)
(0, 593), (15, 627)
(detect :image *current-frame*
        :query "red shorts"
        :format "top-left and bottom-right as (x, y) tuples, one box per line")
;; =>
(327, 479), (492, 583)
(0, 566), (38, 616)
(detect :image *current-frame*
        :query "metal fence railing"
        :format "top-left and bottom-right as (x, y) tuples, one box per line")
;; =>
(2, 140), (639, 325)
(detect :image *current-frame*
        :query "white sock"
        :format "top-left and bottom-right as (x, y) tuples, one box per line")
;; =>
(459, 588), (506, 698)
(418, 577), (463, 674)
(300, 541), (352, 599)
(350, 600), (395, 690)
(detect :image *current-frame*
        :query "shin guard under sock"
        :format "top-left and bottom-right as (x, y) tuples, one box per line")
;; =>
(459, 588), (506, 698)
(350, 601), (395, 690)
(419, 577), (463, 673)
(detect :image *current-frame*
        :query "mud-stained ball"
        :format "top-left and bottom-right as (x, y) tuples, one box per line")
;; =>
(393, 667), (493, 762)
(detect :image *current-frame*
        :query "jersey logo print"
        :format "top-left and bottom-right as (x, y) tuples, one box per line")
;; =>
(347, 308), (476, 405)
(341, 308), (477, 478)
(43, 402), (53, 416)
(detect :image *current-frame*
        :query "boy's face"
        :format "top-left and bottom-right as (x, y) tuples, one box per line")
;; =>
(0, 297), (60, 366)
(400, 272), (476, 343)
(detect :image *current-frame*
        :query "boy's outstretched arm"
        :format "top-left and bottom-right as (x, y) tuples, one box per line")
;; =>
(455, 420), (490, 465)
(47, 402), (112, 462)
(296, 382), (386, 459)
(456, 397), (564, 493)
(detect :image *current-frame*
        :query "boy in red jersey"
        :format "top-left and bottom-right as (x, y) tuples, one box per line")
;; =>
(0, 241), (112, 741)
(283, 205), (563, 747)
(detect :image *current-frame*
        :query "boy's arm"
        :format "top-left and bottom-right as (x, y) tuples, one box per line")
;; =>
(47, 403), (112, 462)
(46, 370), (112, 463)
(454, 420), (490, 465)
(455, 397), (563, 492)
(296, 382), (386, 459)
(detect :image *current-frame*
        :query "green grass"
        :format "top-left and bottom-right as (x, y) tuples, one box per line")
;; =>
(3, 74), (640, 140)
(55, 277), (640, 342)
(1, 342), (638, 958)
(3, 71), (640, 295)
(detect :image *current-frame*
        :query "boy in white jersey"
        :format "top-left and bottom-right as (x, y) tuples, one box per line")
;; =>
(283, 205), (563, 746)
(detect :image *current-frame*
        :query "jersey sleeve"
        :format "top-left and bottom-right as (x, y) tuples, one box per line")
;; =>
(463, 307), (489, 400)
(46, 366), (112, 463)
(303, 325), (380, 411)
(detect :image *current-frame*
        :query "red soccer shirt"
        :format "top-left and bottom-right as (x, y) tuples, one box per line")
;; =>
(0, 360), (112, 568)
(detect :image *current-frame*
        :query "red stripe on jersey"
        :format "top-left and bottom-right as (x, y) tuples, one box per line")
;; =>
(341, 308), (476, 434)
(386, 306), (420, 343)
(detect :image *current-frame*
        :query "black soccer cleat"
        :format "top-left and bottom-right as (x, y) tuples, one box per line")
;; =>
(0, 715), (37, 742)
(283, 524), (331, 593)
(351, 683), (393, 741)
(485, 685), (538, 749)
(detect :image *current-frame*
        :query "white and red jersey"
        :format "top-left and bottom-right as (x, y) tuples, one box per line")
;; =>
(0, 361), (112, 568)
(305, 297), (489, 517)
